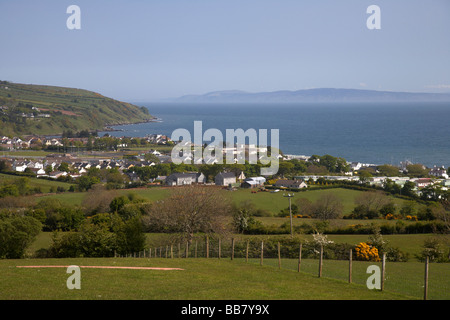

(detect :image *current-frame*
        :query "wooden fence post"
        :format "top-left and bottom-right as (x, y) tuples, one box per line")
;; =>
(218, 238), (221, 259)
(178, 243), (181, 258)
(195, 240), (198, 258)
(278, 242), (281, 269)
(298, 243), (302, 272)
(206, 235), (209, 258)
(170, 245), (173, 259)
(424, 256), (429, 300)
(260, 241), (264, 266)
(349, 249), (352, 283)
(231, 238), (235, 261)
(246, 240), (249, 263)
(186, 242), (189, 258)
(381, 253), (386, 291)
(318, 245), (323, 278)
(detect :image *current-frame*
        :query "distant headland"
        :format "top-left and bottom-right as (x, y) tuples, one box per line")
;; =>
(170, 88), (450, 103)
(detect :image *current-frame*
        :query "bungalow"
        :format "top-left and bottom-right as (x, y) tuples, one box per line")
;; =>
(215, 172), (236, 186)
(414, 178), (433, 188)
(29, 168), (46, 176)
(49, 171), (67, 179)
(274, 179), (307, 189)
(166, 172), (206, 186)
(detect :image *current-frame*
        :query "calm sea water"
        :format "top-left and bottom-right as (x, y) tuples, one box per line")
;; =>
(101, 102), (450, 168)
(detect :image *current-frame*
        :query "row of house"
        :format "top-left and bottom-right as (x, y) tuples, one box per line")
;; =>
(163, 171), (310, 190)
(1, 133), (173, 152)
(163, 171), (269, 189)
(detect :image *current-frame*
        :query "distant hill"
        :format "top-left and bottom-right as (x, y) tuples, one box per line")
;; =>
(173, 88), (450, 103)
(0, 81), (154, 136)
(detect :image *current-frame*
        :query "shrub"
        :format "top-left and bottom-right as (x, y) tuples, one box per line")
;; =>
(50, 222), (117, 258)
(415, 238), (449, 262)
(354, 242), (380, 262)
(0, 215), (42, 258)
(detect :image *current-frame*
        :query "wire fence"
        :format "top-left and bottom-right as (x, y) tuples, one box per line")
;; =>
(120, 236), (449, 300)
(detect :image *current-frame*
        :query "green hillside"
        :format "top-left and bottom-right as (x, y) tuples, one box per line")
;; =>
(0, 81), (154, 136)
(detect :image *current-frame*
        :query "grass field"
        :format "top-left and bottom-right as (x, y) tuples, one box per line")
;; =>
(37, 185), (413, 215)
(0, 257), (416, 300)
(229, 187), (417, 216)
(0, 173), (76, 193)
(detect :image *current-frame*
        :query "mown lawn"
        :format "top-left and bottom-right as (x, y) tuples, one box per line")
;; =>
(0, 258), (414, 300)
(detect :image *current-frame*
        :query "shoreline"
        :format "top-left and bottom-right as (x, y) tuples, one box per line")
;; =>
(101, 117), (162, 132)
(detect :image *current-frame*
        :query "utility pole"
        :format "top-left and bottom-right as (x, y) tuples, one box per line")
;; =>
(283, 193), (294, 237)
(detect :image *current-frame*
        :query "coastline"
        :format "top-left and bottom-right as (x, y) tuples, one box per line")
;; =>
(101, 116), (161, 132)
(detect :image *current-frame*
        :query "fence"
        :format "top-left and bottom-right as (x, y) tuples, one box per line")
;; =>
(118, 236), (449, 300)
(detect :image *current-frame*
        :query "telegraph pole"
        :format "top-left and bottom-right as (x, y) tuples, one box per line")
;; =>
(283, 193), (294, 237)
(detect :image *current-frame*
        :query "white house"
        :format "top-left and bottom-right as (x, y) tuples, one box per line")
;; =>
(429, 166), (448, 179)
(215, 172), (236, 186)
(274, 179), (307, 189)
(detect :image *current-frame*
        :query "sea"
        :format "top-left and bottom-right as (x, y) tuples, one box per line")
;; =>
(99, 102), (450, 168)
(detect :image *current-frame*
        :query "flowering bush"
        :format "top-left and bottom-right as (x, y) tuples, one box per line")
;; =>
(312, 232), (334, 247)
(354, 242), (380, 262)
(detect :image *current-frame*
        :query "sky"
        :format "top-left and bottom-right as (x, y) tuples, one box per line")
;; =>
(1, 0), (449, 102)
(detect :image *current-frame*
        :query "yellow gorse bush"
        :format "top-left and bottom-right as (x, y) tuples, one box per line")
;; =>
(354, 242), (380, 262)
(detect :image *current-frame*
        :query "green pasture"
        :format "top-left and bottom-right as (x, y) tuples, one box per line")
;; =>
(229, 187), (418, 216)
(0, 173), (76, 193)
(37, 186), (414, 217)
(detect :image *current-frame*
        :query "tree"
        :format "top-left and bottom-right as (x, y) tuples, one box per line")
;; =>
(378, 164), (400, 177)
(383, 179), (402, 194)
(401, 181), (417, 198)
(50, 222), (117, 258)
(406, 164), (428, 177)
(319, 155), (350, 174)
(142, 185), (232, 242)
(358, 170), (373, 184)
(277, 161), (294, 178)
(115, 217), (146, 255)
(109, 195), (130, 214)
(295, 197), (313, 216)
(82, 185), (118, 215)
(77, 175), (99, 191)
(0, 215), (42, 258)
(58, 162), (70, 172)
(355, 191), (391, 214)
(311, 193), (344, 220)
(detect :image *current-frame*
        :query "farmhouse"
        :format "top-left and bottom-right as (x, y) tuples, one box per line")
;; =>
(214, 172), (236, 186)
(274, 179), (307, 189)
(166, 172), (206, 186)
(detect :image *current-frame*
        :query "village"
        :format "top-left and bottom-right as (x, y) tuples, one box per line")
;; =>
(1, 133), (449, 198)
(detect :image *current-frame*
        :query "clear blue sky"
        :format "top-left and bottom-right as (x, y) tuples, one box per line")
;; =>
(1, 0), (449, 101)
